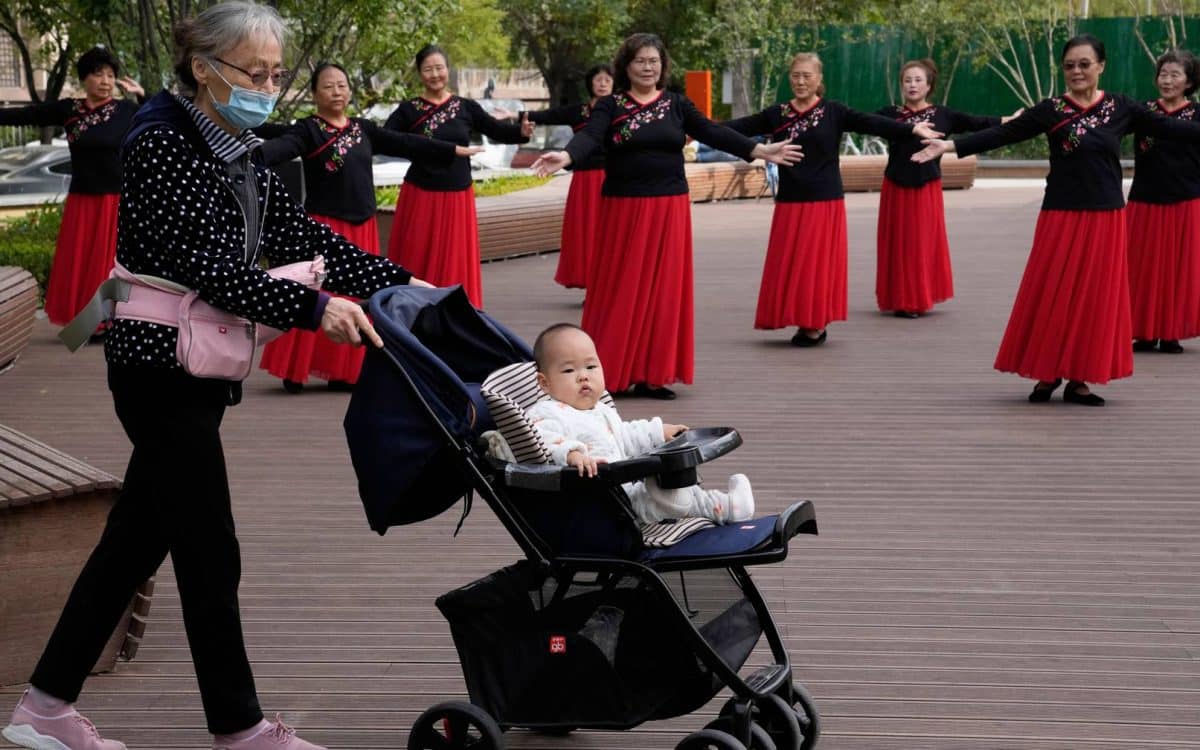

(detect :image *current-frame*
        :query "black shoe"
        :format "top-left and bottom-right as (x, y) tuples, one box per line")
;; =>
(1063, 383), (1105, 406)
(327, 379), (355, 392)
(893, 310), (921, 319)
(790, 329), (827, 347)
(1159, 339), (1184, 354)
(1132, 338), (1159, 352)
(282, 379), (304, 394)
(1028, 378), (1063, 403)
(631, 383), (676, 400)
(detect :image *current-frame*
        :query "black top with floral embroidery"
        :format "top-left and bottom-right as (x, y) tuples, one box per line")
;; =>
(877, 105), (999, 187)
(527, 102), (604, 171)
(258, 115), (456, 223)
(383, 95), (526, 191)
(725, 99), (915, 203)
(0, 97), (141, 194)
(565, 90), (757, 197)
(106, 92), (413, 371)
(956, 92), (1200, 210)
(1128, 99), (1200, 205)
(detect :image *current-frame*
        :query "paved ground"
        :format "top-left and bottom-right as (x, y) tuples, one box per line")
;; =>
(2, 183), (1198, 749)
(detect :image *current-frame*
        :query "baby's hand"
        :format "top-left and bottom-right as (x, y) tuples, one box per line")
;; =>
(663, 423), (688, 440)
(567, 449), (600, 478)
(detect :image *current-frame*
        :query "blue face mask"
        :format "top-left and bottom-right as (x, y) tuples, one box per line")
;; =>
(207, 60), (278, 129)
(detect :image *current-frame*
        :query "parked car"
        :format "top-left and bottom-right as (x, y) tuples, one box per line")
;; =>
(470, 98), (525, 172)
(0, 144), (71, 206)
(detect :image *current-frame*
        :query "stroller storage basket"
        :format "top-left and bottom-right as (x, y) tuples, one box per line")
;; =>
(437, 561), (763, 730)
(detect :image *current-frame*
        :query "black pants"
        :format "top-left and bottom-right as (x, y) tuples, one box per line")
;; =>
(31, 366), (262, 734)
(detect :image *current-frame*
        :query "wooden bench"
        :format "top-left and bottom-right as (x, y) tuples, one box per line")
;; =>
(0, 266), (38, 375)
(475, 193), (565, 261)
(685, 154), (979, 202)
(0, 424), (152, 686)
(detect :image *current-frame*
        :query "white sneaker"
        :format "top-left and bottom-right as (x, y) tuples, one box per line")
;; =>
(725, 474), (755, 522)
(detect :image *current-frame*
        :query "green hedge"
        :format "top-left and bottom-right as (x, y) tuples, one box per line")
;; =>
(0, 204), (62, 300)
(374, 173), (551, 207)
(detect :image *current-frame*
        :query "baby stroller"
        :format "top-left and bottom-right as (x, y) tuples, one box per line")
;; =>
(344, 286), (820, 750)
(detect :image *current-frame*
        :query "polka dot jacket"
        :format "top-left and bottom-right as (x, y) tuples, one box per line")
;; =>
(106, 92), (413, 370)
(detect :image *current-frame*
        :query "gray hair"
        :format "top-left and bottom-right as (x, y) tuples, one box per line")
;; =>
(173, 1), (287, 96)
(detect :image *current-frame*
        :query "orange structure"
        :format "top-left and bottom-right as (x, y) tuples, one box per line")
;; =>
(685, 71), (712, 118)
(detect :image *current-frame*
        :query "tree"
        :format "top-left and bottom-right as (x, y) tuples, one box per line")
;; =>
(968, 0), (1077, 106)
(440, 0), (511, 67)
(498, 0), (630, 106)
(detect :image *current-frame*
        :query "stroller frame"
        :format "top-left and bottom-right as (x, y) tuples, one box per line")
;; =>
(361, 300), (818, 750)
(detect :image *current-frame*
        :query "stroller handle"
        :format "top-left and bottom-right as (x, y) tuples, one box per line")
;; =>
(502, 427), (743, 493)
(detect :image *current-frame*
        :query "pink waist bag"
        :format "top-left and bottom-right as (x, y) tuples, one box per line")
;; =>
(111, 257), (326, 381)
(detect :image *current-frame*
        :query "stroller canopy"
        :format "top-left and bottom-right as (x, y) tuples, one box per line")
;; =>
(344, 285), (531, 533)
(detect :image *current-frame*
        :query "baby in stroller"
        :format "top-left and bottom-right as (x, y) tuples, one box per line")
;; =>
(529, 323), (754, 525)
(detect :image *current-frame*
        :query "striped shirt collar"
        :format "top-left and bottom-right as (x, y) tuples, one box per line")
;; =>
(175, 93), (263, 163)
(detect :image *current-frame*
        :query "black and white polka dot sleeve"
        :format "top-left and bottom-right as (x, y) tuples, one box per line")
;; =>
(258, 168), (414, 297)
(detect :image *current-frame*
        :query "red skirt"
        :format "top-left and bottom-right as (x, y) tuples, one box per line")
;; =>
(386, 182), (481, 306)
(875, 178), (953, 313)
(259, 215), (378, 384)
(44, 192), (120, 326)
(994, 209), (1132, 384)
(555, 168), (605, 289)
(581, 195), (693, 392)
(754, 199), (847, 330)
(1126, 198), (1200, 341)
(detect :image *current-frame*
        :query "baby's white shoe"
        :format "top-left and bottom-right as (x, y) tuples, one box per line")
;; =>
(725, 474), (755, 522)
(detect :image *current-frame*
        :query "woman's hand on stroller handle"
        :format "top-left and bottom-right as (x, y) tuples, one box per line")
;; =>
(322, 297), (383, 348)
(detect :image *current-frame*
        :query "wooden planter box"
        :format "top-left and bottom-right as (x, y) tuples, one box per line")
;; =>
(0, 266), (38, 375)
(0, 425), (152, 686)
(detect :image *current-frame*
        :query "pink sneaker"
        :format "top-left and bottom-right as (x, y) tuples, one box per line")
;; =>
(212, 715), (325, 750)
(2, 690), (126, 750)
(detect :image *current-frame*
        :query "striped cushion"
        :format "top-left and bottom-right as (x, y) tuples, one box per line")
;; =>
(480, 362), (713, 548)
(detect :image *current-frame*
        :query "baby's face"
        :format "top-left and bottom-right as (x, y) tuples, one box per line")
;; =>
(537, 329), (606, 410)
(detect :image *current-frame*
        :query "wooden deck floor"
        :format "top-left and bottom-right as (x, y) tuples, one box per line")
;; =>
(1, 183), (1198, 749)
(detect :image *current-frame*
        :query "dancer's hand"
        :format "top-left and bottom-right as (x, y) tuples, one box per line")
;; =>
(912, 139), (954, 163)
(1001, 107), (1024, 124)
(491, 106), (517, 120)
(532, 151), (572, 176)
(911, 122), (943, 140)
(117, 77), (145, 98)
(752, 140), (804, 166)
(519, 113), (534, 138)
(407, 276), (434, 288)
(454, 145), (485, 157)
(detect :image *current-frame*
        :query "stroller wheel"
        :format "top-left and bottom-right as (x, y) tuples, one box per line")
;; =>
(407, 701), (503, 750)
(703, 717), (777, 750)
(676, 728), (748, 750)
(718, 694), (802, 750)
(781, 682), (821, 750)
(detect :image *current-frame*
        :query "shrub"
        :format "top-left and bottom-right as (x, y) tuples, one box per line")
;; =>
(373, 173), (551, 207)
(0, 203), (62, 300)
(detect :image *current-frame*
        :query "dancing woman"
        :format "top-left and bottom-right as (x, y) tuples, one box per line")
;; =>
(526, 63), (614, 289)
(915, 34), (1200, 406)
(383, 44), (530, 306)
(1126, 49), (1200, 355)
(256, 62), (472, 392)
(725, 52), (939, 346)
(0, 47), (144, 328)
(875, 59), (1016, 318)
(533, 33), (802, 399)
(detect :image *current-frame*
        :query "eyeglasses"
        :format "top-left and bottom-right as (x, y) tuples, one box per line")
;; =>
(632, 57), (662, 68)
(1062, 60), (1095, 71)
(213, 57), (291, 87)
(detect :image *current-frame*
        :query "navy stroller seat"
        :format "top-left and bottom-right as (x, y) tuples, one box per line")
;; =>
(345, 285), (820, 750)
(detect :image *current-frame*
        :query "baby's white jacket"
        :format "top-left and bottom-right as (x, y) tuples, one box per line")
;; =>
(527, 399), (665, 465)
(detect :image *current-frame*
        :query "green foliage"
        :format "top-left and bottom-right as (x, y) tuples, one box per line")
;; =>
(373, 174), (549, 207)
(497, 0), (631, 105)
(0, 204), (63, 299)
(441, 0), (512, 67)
